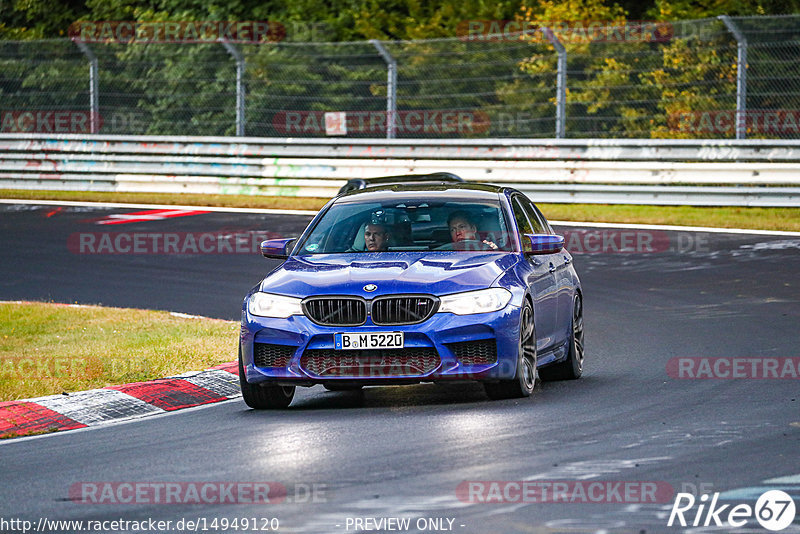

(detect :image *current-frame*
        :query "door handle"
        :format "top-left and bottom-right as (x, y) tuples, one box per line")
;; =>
(564, 256), (571, 264)
(549, 263), (556, 273)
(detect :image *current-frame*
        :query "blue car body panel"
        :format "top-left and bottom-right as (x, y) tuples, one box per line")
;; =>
(241, 305), (523, 383)
(240, 184), (581, 387)
(259, 252), (518, 298)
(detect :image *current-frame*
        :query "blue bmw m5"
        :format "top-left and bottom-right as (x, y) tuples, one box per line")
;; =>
(239, 182), (584, 408)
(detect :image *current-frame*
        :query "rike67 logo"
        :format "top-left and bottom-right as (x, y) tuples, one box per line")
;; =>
(668, 490), (796, 531)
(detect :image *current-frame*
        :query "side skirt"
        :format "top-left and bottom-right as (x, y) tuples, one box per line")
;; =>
(537, 340), (569, 367)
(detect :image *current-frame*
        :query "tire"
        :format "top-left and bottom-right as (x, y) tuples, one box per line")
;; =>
(484, 300), (537, 400)
(238, 344), (295, 409)
(540, 293), (584, 381)
(323, 384), (364, 391)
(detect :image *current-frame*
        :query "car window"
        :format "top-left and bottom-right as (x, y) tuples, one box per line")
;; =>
(517, 195), (548, 234)
(510, 196), (535, 253)
(511, 196), (534, 234)
(300, 203), (373, 253)
(295, 198), (512, 254)
(531, 204), (554, 234)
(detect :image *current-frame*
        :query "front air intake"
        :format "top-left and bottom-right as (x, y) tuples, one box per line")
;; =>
(371, 296), (437, 325)
(302, 297), (367, 326)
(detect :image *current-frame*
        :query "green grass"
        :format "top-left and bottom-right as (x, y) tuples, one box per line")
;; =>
(2, 189), (799, 232)
(0, 301), (238, 401)
(537, 204), (800, 232)
(0, 427), (59, 440)
(0, 189), (328, 211)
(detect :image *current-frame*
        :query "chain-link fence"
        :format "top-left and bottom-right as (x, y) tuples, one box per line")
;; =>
(1, 15), (799, 139)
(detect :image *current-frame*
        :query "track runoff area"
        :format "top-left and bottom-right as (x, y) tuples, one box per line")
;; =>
(0, 199), (799, 533)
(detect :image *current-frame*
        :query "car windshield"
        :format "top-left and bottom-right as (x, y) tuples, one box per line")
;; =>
(295, 198), (513, 254)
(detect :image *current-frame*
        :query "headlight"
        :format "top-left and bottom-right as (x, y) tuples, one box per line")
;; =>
(248, 292), (303, 318)
(438, 288), (512, 315)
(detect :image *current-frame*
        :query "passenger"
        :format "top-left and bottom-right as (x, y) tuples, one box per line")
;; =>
(363, 222), (391, 252)
(447, 211), (498, 250)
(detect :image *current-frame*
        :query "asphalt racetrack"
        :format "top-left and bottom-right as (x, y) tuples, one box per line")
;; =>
(1, 201), (799, 533)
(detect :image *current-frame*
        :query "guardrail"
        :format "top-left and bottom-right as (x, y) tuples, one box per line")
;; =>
(2, 134), (800, 206)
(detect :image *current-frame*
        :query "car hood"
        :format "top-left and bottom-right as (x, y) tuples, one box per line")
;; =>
(260, 252), (519, 298)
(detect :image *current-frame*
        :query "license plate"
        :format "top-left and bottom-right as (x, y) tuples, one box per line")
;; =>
(334, 332), (404, 350)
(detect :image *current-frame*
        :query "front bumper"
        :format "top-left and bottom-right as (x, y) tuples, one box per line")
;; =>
(240, 304), (522, 386)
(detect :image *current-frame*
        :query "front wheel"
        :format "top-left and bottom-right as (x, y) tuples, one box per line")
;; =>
(484, 301), (537, 400)
(238, 344), (295, 409)
(540, 294), (584, 381)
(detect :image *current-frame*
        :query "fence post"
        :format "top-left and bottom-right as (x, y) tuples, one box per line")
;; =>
(718, 15), (747, 140)
(221, 41), (245, 136)
(370, 40), (397, 139)
(542, 27), (566, 139)
(73, 41), (99, 134)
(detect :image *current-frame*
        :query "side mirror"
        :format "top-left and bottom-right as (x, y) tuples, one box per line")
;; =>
(260, 238), (295, 259)
(523, 234), (564, 255)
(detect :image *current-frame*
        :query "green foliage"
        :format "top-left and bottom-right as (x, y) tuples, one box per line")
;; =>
(1, 0), (798, 40)
(648, 0), (800, 20)
(0, 0), (798, 138)
(0, 0), (86, 38)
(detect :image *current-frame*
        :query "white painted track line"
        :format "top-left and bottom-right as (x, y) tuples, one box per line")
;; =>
(0, 198), (319, 216)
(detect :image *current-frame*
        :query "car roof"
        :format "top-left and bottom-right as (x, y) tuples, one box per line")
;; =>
(350, 172), (465, 185)
(335, 182), (514, 203)
(337, 172), (466, 194)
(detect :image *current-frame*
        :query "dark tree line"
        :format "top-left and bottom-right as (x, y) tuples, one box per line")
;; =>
(1, 0), (799, 41)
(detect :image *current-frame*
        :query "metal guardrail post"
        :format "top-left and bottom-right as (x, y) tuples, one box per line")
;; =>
(718, 15), (748, 140)
(542, 28), (566, 139)
(73, 41), (99, 134)
(221, 41), (245, 137)
(370, 40), (398, 139)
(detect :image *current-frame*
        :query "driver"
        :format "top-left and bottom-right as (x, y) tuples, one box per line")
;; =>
(447, 211), (498, 250)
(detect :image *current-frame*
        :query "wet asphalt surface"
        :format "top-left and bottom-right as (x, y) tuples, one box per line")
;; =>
(1, 202), (799, 533)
